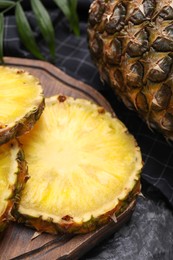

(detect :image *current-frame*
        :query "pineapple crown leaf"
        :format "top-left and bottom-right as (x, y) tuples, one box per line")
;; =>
(0, 0), (80, 63)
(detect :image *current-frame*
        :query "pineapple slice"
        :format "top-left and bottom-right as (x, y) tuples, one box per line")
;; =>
(0, 66), (44, 145)
(0, 140), (28, 232)
(17, 95), (142, 234)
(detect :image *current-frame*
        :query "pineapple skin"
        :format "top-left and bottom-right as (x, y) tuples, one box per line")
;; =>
(14, 181), (140, 235)
(0, 67), (45, 145)
(88, 0), (173, 140)
(0, 101), (45, 145)
(0, 141), (28, 232)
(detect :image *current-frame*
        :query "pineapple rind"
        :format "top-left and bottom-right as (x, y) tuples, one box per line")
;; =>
(0, 66), (45, 145)
(16, 95), (142, 234)
(0, 101), (45, 145)
(16, 180), (140, 234)
(0, 140), (28, 232)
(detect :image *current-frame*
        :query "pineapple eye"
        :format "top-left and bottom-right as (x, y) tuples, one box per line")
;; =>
(58, 95), (67, 103)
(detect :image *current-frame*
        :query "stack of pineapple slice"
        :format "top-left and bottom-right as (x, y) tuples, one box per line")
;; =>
(0, 66), (44, 231)
(0, 66), (143, 234)
(0, 140), (27, 232)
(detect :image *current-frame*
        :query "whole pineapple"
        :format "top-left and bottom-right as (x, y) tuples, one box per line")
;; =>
(88, 0), (173, 139)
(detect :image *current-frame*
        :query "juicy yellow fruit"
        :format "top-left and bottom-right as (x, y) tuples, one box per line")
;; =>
(18, 95), (142, 234)
(0, 67), (42, 125)
(0, 140), (27, 232)
(0, 66), (44, 145)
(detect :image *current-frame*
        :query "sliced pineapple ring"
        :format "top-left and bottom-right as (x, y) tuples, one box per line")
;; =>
(0, 66), (44, 145)
(18, 95), (142, 234)
(0, 140), (28, 232)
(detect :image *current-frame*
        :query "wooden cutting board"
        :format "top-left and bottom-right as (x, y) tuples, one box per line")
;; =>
(0, 57), (136, 260)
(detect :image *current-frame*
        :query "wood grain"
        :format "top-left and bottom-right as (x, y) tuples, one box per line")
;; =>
(0, 57), (136, 260)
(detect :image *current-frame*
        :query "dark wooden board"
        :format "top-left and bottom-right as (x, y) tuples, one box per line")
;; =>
(0, 57), (136, 260)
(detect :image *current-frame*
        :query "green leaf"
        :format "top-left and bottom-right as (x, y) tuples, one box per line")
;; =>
(0, 13), (4, 63)
(0, 1), (14, 9)
(31, 0), (55, 59)
(53, 0), (80, 36)
(53, 0), (71, 19)
(68, 0), (80, 36)
(15, 3), (44, 60)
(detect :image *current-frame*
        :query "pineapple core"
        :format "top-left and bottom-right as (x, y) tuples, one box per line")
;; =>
(19, 96), (142, 223)
(0, 67), (42, 125)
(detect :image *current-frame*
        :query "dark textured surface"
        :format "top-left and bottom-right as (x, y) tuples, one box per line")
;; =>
(2, 0), (173, 259)
(84, 197), (173, 260)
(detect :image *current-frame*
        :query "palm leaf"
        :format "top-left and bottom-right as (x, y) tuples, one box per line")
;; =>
(31, 0), (55, 59)
(53, 0), (80, 36)
(68, 0), (79, 36)
(0, 0), (80, 61)
(15, 3), (44, 60)
(53, 0), (71, 19)
(0, 1), (14, 9)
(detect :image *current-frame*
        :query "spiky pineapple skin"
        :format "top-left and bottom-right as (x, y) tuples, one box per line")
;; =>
(0, 101), (44, 145)
(88, 0), (173, 139)
(0, 140), (28, 232)
(0, 67), (45, 145)
(14, 181), (141, 235)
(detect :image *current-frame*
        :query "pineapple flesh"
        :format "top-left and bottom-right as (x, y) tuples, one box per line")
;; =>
(88, 0), (173, 139)
(0, 66), (44, 145)
(0, 140), (28, 232)
(16, 95), (142, 234)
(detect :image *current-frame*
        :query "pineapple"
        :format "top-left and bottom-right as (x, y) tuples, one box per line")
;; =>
(88, 0), (173, 139)
(0, 66), (44, 145)
(15, 95), (142, 234)
(0, 139), (28, 232)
